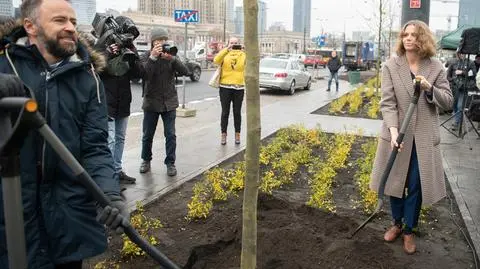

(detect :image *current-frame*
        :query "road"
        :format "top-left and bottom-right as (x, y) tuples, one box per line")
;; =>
(130, 70), (217, 114)
(130, 68), (332, 114)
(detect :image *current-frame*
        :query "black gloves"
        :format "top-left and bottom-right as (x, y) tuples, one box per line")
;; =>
(96, 194), (130, 234)
(0, 73), (25, 99)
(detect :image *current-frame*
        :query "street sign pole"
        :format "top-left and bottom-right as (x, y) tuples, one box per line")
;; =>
(401, 0), (430, 26)
(174, 9), (198, 117)
(183, 22), (188, 109)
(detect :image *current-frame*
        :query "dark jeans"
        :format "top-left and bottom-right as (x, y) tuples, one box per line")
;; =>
(390, 140), (422, 234)
(328, 71), (339, 90)
(141, 110), (176, 165)
(454, 90), (466, 125)
(219, 87), (245, 133)
(55, 261), (82, 269)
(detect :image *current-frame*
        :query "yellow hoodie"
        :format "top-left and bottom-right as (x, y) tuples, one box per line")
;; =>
(214, 48), (246, 87)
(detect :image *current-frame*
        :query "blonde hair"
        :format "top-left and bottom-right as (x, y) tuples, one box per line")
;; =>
(395, 20), (436, 58)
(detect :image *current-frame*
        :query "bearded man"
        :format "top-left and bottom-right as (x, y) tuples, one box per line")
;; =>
(0, 0), (127, 268)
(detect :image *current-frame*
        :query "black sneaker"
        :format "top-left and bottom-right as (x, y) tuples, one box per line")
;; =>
(139, 160), (151, 173)
(326, 88), (331, 92)
(167, 164), (177, 176)
(119, 171), (136, 184)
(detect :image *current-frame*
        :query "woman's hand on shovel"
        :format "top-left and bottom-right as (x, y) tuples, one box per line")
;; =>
(389, 127), (403, 152)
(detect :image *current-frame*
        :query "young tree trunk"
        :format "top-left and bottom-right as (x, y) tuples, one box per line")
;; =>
(241, 0), (260, 268)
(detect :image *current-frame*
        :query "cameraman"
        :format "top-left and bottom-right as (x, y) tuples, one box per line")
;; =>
(447, 51), (477, 130)
(95, 16), (144, 189)
(139, 27), (189, 176)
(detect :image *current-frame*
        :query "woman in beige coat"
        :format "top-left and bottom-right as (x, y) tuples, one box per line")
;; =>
(370, 20), (453, 254)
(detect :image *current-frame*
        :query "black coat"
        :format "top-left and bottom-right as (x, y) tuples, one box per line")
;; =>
(100, 60), (143, 118)
(96, 45), (144, 118)
(327, 56), (342, 73)
(0, 22), (118, 267)
(142, 51), (189, 113)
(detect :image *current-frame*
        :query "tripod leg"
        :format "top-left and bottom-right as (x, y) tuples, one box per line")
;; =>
(0, 155), (28, 269)
(467, 117), (480, 138)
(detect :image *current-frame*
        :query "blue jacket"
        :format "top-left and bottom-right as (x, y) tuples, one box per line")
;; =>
(0, 23), (119, 267)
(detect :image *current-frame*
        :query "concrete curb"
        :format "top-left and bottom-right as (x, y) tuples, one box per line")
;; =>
(442, 155), (480, 260)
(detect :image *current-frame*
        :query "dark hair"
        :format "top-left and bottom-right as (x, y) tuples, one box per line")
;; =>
(20, 0), (70, 21)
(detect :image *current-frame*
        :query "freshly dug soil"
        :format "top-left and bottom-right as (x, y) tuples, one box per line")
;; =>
(86, 136), (476, 269)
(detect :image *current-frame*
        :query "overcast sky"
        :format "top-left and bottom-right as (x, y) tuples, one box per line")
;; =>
(13, 0), (460, 37)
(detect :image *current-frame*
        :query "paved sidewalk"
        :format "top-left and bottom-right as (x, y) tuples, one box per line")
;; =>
(120, 78), (480, 259)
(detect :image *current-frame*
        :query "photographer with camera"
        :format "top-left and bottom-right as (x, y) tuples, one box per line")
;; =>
(214, 37), (246, 145)
(93, 15), (144, 188)
(0, 1), (127, 268)
(139, 27), (189, 176)
(447, 51), (477, 130)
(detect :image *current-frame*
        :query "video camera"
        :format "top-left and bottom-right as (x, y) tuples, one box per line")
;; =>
(91, 13), (140, 63)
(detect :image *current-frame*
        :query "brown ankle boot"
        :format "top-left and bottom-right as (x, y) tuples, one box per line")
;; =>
(384, 225), (402, 242)
(403, 234), (416, 254)
(235, 132), (240, 144)
(221, 133), (227, 145)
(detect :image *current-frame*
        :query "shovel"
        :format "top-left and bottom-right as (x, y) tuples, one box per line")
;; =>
(0, 97), (181, 269)
(349, 77), (422, 238)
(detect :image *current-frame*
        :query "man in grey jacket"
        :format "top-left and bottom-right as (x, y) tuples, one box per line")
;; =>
(139, 27), (189, 176)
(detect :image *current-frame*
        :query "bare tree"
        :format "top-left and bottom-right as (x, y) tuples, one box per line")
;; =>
(241, 0), (261, 268)
(358, 0), (397, 93)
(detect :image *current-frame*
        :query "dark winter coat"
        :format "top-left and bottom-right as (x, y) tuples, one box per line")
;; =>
(97, 45), (144, 118)
(0, 21), (118, 268)
(141, 51), (189, 113)
(327, 56), (342, 73)
(446, 58), (477, 94)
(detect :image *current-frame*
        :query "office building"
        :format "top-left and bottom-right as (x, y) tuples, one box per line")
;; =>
(0, 0), (13, 17)
(458, 0), (480, 27)
(71, 0), (96, 25)
(292, 0), (311, 36)
(234, 1), (267, 35)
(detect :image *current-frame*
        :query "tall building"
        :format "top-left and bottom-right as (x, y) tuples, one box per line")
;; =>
(226, 0), (235, 33)
(234, 2), (267, 36)
(0, 0), (13, 17)
(138, 0), (193, 18)
(71, 0), (96, 25)
(234, 6), (244, 35)
(458, 0), (480, 27)
(258, 1), (267, 34)
(292, 0), (311, 36)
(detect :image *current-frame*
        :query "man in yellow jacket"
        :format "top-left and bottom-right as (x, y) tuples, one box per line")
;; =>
(214, 37), (246, 145)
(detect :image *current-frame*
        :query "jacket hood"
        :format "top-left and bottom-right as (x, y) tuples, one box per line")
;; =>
(0, 18), (106, 72)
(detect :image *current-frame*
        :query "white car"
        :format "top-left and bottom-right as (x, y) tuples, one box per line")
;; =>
(259, 57), (312, 95)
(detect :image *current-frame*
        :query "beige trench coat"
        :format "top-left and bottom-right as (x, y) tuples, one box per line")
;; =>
(370, 55), (453, 206)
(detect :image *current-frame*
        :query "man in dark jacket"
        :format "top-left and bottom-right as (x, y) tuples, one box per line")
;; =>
(95, 16), (144, 187)
(0, 1), (127, 268)
(446, 52), (477, 130)
(139, 27), (189, 176)
(327, 50), (341, 92)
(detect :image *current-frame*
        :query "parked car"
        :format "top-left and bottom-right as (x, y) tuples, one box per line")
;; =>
(304, 55), (319, 68)
(177, 55), (202, 82)
(259, 57), (312, 95)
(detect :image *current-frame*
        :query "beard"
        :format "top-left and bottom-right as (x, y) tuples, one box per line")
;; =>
(38, 27), (77, 59)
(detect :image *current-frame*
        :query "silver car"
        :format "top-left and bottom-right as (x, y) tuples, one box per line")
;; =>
(259, 57), (312, 95)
